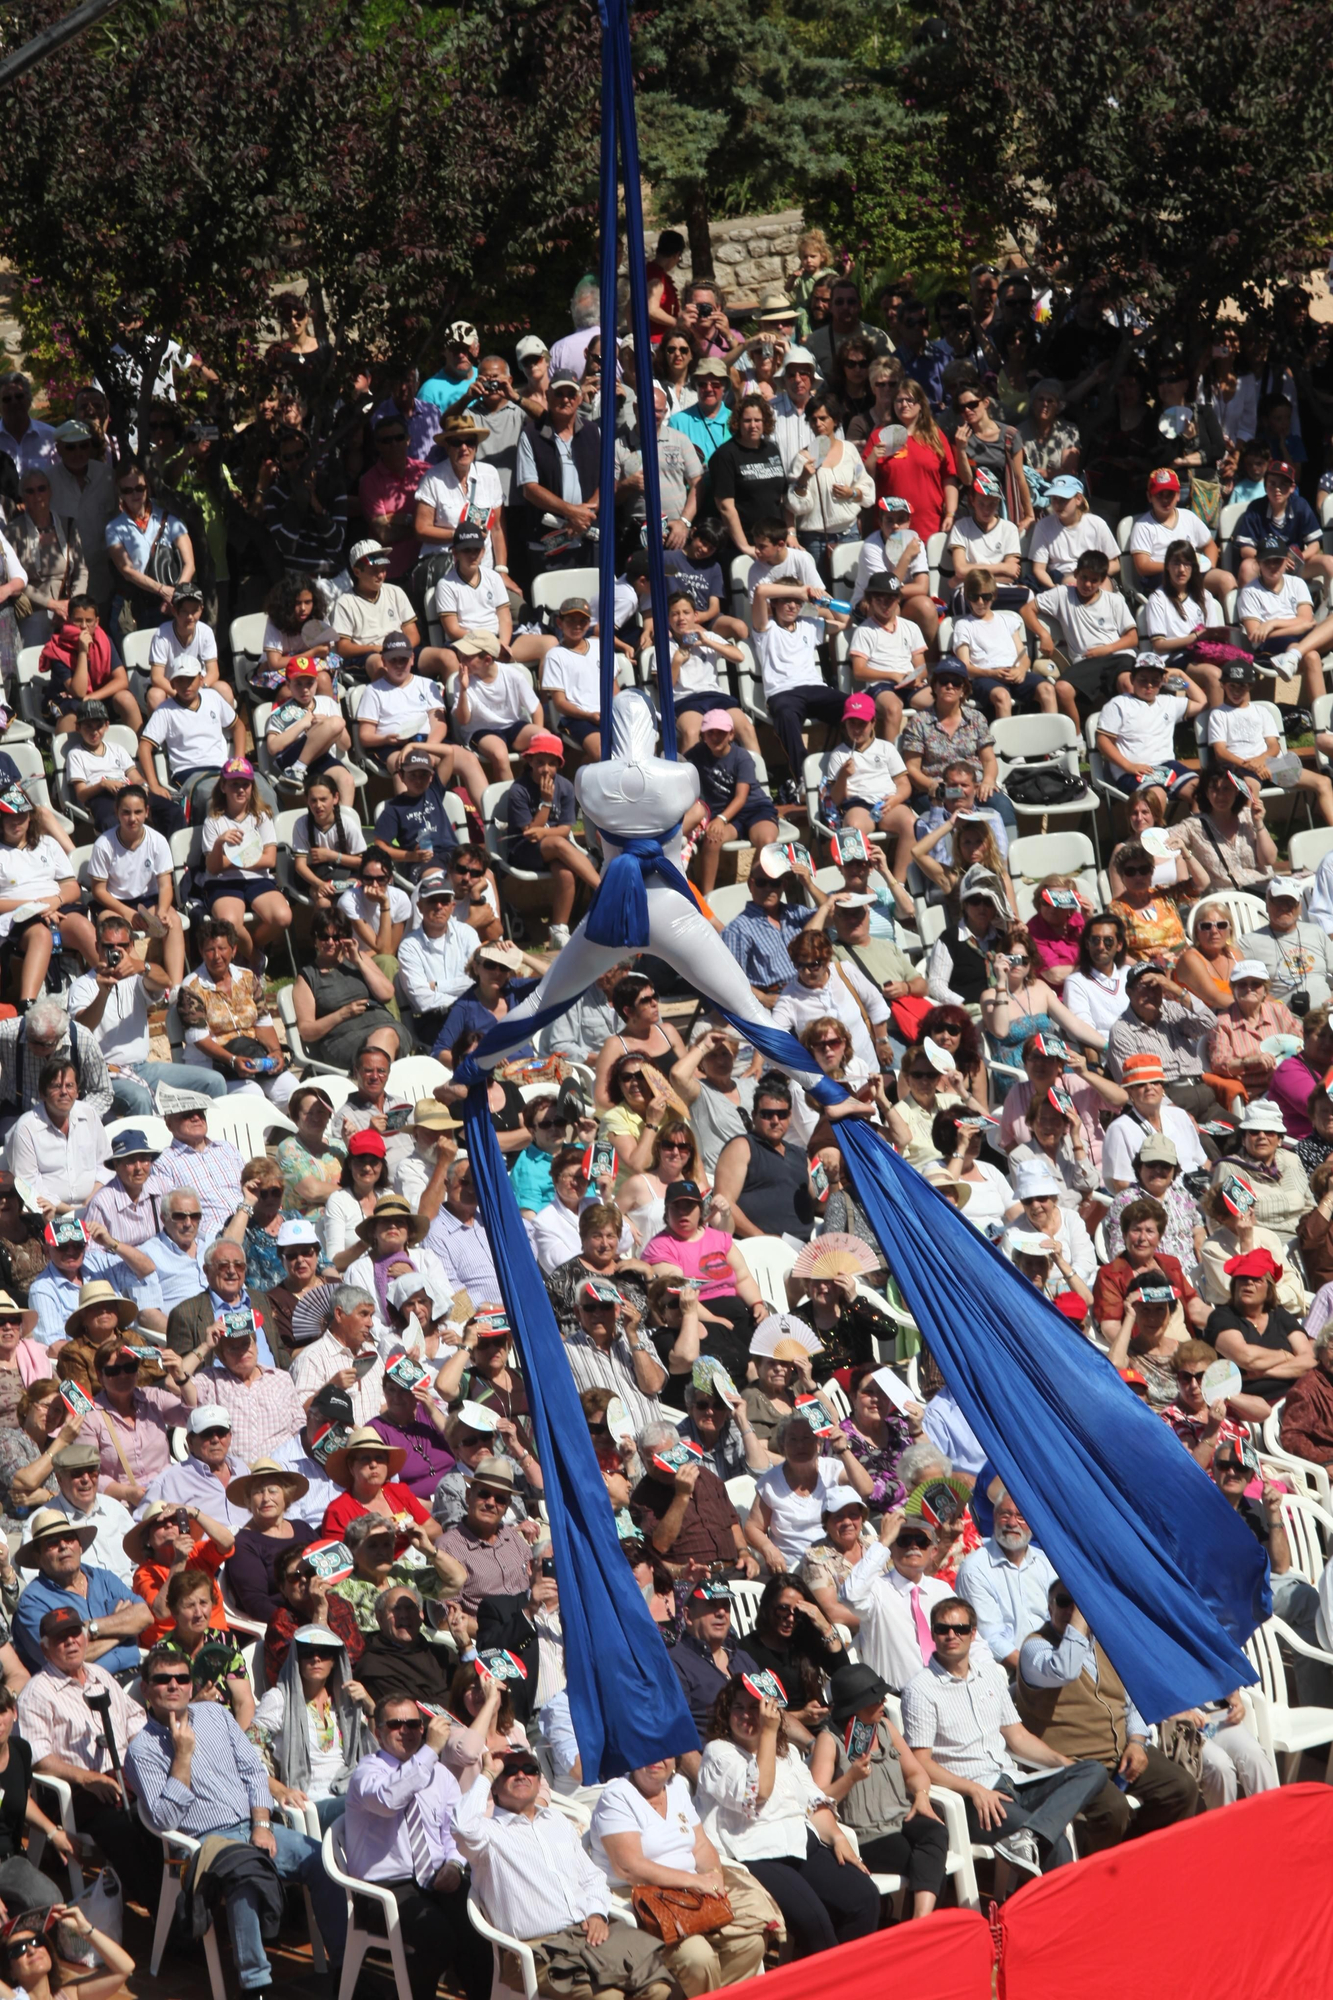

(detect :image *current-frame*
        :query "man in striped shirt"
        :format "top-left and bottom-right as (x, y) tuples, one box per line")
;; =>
(902, 1593), (1106, 1886)
(144, 1096), (246, 1244)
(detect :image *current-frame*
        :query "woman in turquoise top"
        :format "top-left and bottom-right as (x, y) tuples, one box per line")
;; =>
(979, 923), (1093, 1083)
(508, 1093), (571, 1215)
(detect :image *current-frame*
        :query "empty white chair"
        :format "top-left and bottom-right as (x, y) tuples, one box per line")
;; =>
(322, 1821), (413, 2000)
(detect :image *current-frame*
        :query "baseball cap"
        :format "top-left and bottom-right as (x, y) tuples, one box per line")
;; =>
(1147, 468), (1180, 494)
(699, 709), (734, 734)
(277, 1218), (321, 1250)
(187, 1404), (232, 1435)
(80, 700), (108, 723)
(1257, 532), (1289, 560)
(842, 694), (876, 721)
(1267, 877), (1308, 901)
(864, 571), (903, 597)
(348, 1128), (388, 1159)
(350, 539), (391, 566)
(446, 320), (478, 346)
(452, 523), (487, 552)
(172, 581), (204, 604)
(664, 1179), (704, 1206)
(515, 335), (549, 368)
(167, 657), (203, 680)
(1138, 1135), (1179, 1166)
(549, 368), (581, 390)
(381, 631), (412, 657)
(1267, 460), (1297, 483)
(38, 1606), (84, 1641)
(1130, 653), (1165, 676)
(1046, 474), (1085, 499)
(930, 655), (969, 683)
(455, 630), (501, 659)
(688, 1582), (735, 1604)
(308, 1383), (355, 1428)
(972, 468), (1002, 499)
(1221, 658), (1255, 684)
(526, 732), (564, 758)
(221, 757), (254, 781)
(1230, 959), (1269, 984)
(286, 655), (320, 679)
(401, 747), (435, 771)
(417, 871), (455, 902)
(559, 596), (592, 617)
(54, 420), (91, 444)
(580, 1276), (623, 1306)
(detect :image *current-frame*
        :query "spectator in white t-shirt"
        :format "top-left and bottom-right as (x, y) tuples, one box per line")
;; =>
(336, 853), (413, 958)
(413, 410), (509, 573)
(69, 911), (199, 1118)
(1128, 470), (1235, 604)
(431, 521), (550, 677)
(846, 573), (928, 740)
(849, 496), (939, 649)
(146, 583), (225, 712)
(332, 541), (445, 683)
(290, 772), (367, 913)
(751, 576), (849, 784)
(85, 785), (185, 984)
(1026, 477), (1121, 591)
(354, 634), (487, 808)
(446, 632), (542, 784)
(138, 659), (244, 826)
(1095, 655), (1205, 815)
(263, 655), (356, 807)
(1237, 534), (1329, 711)
(946, 470), (1023, 610)
(825, 694), (915, 877)
(1033, 550), (1138, 704)
(62, 701), (140, 835)
(1141, 541), (1226, 707)
(541, 598), (606, 761)
(1206, 656), (1333, 825)
(953, 568), (1063, 722)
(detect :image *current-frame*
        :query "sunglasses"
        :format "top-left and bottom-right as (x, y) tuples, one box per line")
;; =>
(1177, 1369), (1208, 1383)
(1196, 921), (1230, 932)
(7, 1940), (42, 1960)
(103, 1361), (140, 1378)
(957, 399), (982, 412)
(171, 1211), (202, 1223)
(377, 432), (407, 444)
(754, 1106), (789, 1119)
(932, 1622), (972, 1638)
(196, 1427), (231, 1441)
(1120, 866), (1152, 878)
(383, 1717), (426, 1732)
(149, 1671), (193, 1686)
(894, 1531), (933, 1550)
(658, 1139), (690, 1152)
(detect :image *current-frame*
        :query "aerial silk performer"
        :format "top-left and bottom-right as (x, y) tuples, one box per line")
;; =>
(446, 0), (1267, 1781)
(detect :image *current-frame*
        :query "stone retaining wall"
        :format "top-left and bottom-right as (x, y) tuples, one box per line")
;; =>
(668, 208), (806, 305)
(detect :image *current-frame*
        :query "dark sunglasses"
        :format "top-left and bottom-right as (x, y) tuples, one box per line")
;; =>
(894, 1531), (932, 1550)
(1052, 1590), (1074, 1609)
(383, 1716), (426, 1732)
(102, 1361), (140, 1378)
(149, 1671), (193, 1686)
(957, 398), (982, 412)
(932, 1622), (972, 1638)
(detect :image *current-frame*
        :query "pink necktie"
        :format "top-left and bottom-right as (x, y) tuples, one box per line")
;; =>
(910, 1584), (934, 1664)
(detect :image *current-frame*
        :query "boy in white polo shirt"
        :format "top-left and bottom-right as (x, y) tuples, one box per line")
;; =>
(138, 658), (245, 829)
(1095, 654), (1205, 818)
(847, 572), (928, 742)
(750, 573), (849, 790)
(1206, 656), (1333, 825)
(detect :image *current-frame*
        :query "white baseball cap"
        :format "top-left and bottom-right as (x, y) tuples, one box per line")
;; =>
(1012, 1160), (1062, 1201)
(187, 1404), (232, 1435)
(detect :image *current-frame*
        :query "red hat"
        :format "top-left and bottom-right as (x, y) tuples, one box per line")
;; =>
(286, 655), (320, 679)
(1147, 468), (1180, 495)
(1267, 460), (1297, 482)
(526, 731), (565, 759)
(1054, 1292), (1088, 1323)
(348, 1129), (387, 1160)
(1224, 1248), (1283, 1283)
(1121, 1052), (1166, 1086)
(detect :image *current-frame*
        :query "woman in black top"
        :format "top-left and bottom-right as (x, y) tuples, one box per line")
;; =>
(1204, 1250), (1314, 1405)
(709, 396), (788, 558)
(743, 1574), (848, 1744)
(0, 1686), (75, 1916)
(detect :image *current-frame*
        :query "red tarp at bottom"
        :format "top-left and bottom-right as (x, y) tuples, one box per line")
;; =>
(998, 1781), (1333, 1998)
(724, 1909), (993, 2000)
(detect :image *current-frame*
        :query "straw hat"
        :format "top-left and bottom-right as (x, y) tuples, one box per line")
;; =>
(17, 1507), (96, 1569)
(122, 1498), (198, 1567)
(67, 1280), (137, 1341)
(227, 1457), (311, 1514)
(355, 1193), (429, 1249)
(0, 1288), (38, 1339)
(435, 410), (491, 446)
(324, 1425), (407, 1491)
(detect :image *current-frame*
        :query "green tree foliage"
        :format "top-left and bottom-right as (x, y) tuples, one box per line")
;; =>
(907, 0), (1333, 324)
(0, 0), (602, 439)
(633, 0), (916, 274)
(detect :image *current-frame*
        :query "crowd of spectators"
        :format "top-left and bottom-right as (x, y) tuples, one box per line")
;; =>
(0, 243), (1325, 1995)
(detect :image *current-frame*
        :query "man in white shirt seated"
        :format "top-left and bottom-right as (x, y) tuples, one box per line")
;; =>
(71, 912), (218, 1120)
(955, 1485), (1058, 1670)
(46, 1441), (135, 1584)
(1100, 1051), (1210, 1191)
(394, 870), (479, 1047)
(902, 1595), (1107, 1884)
(844, 1510), (990, 1691)
(454, 1747), (675, 2000)
(4, 1055), (106, 1212)
(391, 1100), (460, 1211)
(343, 1695), (491, 2000)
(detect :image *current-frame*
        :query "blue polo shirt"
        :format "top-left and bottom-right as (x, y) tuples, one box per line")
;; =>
(669, 407), (731, 466)
(374, 779), (458, 870)
(1235, 491), (1321, 553)
(14, 1563), (146, 1675)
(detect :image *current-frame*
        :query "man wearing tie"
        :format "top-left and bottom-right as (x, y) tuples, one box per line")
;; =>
(844, 1511), (998, 1690)
(344, 1696), (491, 2000)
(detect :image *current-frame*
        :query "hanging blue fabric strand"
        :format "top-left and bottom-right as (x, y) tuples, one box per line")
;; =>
(596, 0), (621, 729)
(456, 1073), (698, 1779)
(611, 3), (678, 755)
(582, 824), (687, 946)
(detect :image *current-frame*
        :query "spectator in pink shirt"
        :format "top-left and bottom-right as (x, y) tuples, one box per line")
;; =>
(358, 417), (427, 581)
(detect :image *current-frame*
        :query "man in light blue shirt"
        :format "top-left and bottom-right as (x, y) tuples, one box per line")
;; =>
(668, 360), (731, 466)
(141, 1189), (209, 1312)
(956, 1485), (1058, 1668)
(29, 1221), (165, 1347)
(143, 1403), (252, 1530)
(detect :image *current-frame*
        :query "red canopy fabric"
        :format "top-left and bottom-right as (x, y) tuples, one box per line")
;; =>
(999, 1782), (1333, 1997)
(727, 1911), (994, 2000)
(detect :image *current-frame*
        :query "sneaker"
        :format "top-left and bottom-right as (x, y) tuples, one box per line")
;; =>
(548, 922), (571, 949)
(993, 1826), (1041, 1877)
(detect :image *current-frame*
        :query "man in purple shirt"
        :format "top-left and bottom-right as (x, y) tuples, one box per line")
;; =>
(1270, 1008), (1333, 1140)
(344, 1695), (490, 2000)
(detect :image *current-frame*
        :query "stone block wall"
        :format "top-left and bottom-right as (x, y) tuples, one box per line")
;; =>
(669, 208), (807, 305)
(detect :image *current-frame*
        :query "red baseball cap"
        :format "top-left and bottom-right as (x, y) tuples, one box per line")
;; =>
(1147, 468), (1180, 495)
(286, 655), (320, 679)
(1267, 461), (1297, 483)
(348, 1129), (387, 1160)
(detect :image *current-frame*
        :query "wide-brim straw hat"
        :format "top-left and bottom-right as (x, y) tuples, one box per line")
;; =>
(227, 1457), (311, 1514)
(0, 1289), (37, 1338)
(17, 1507), (97, 1569)
(324, 1425), (407, 1491)
(68, 1280), (137, 1341)
(355, 1194), (430, 1249)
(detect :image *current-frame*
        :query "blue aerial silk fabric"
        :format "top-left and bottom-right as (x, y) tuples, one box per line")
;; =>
(455, 1059), (698, 1779)
(583, 827), (687, 947)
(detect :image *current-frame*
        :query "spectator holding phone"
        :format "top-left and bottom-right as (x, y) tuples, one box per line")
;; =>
(291, 912), (401, 1074)
(125, 1495), (235, 1647)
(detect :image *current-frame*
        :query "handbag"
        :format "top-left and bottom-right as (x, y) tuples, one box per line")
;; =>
(630, 1883), (732, 1945)
(1158, 1714), (1205, 1783)
(145, 511), (184, 589)
(1005, 764), (1085, 808)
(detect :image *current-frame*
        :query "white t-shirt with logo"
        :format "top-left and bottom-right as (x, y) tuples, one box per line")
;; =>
(1035, 585), (1135, 662)
(66, 739), (137, 795)
(542, 645), (601, 715)
(87, 826), (173, 901)
(1236, 576), (1312, 627)
(141, 689), (236, 774)
(1207, 702), (1273, 762)
(746, 548), (822, 601)
(1027, 511), (1120, 577)
(1097, 692), (1188, 766)
(826, 737), (906, 806)
(947, 517), (1021, 566)
(331, 584), (417, 648)
(433, 568), (509, 633)
(201, 812), (278, 882)
(1128, 507), (1214, 572)
(0, 835), (73, 909)
(448, 664), (535, 735)
(149, 619), (217, 668)
(673, 638), (729, 698)
(847, 617), (926, 682)
(336, 883), (413, 929)
(753, 620), (821, 698)
(356, 675), (445, 743)
(1143, 590), (1224, 641)
(416, 463), (503, 568)
(952, 610), (1025, 675)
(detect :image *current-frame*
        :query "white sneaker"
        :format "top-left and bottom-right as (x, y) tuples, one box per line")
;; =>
(993, 1827), (1041, 1877)
(548, 923), (571, 949)
(288, 760), (308, 784)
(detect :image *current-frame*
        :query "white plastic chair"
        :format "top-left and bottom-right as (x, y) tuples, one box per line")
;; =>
(531, 567), (600, 622)
(278, 984), (351, 1077)
(725, 1473), (757, 1516)
(322, 1820), (413, 2000)
(1260, 1408), (1332, 1508)
(738, 1235), (797, 1311)
(818, 1376), (851, 1420)
(1277, 1493), (1333, 1586)
(727, 1578), (765, 1639)
(1182, 890), (1268, 941)
(138, 1799), (228, 1999)
(27, 1774), (87, 1895)
(1288, 822), (1333, 874)
(702, 883), (753, 926)
(204, 1097), (296, 1155)
(1243, 1616), (1333, 1780)
(387, 1054), (452, 1101)
(989, 715), (1100, 864)
(104, 1113), (174, 1152)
